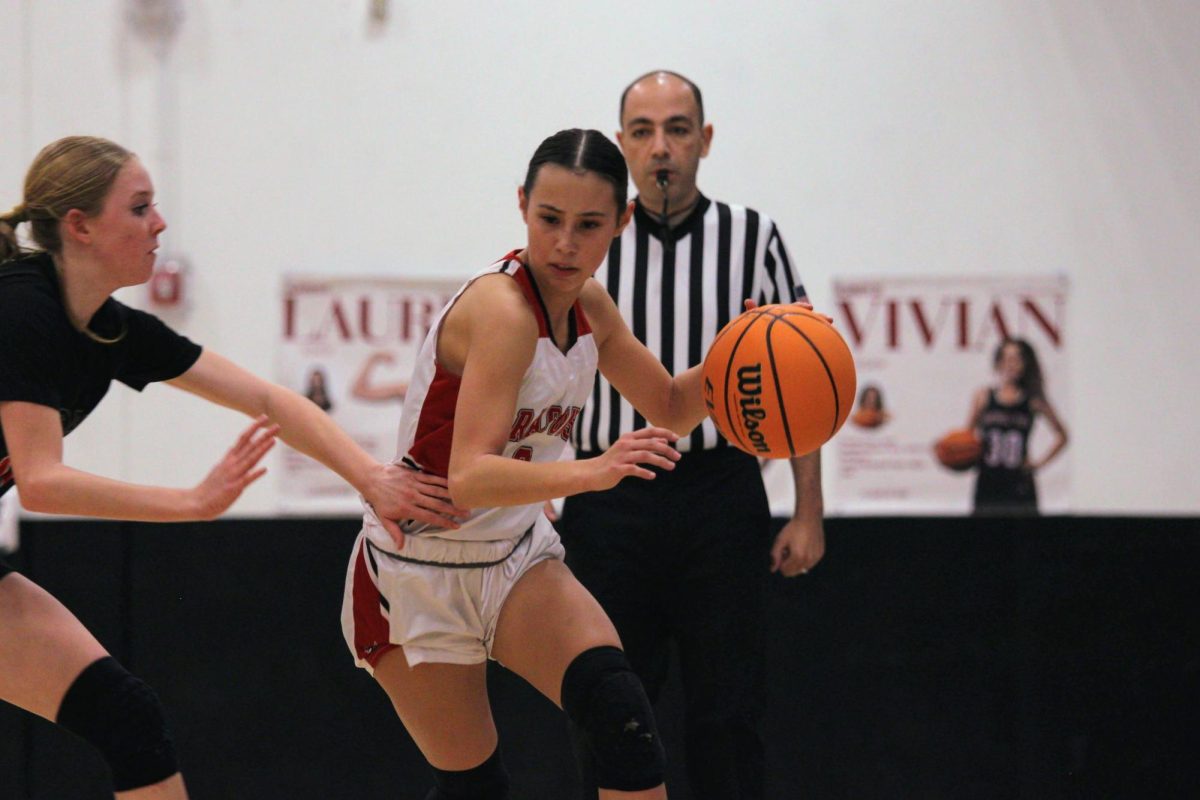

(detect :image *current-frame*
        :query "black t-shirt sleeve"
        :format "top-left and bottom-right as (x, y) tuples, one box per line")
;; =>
(114, 302), (203, 391)
(0, 281), (67, 409)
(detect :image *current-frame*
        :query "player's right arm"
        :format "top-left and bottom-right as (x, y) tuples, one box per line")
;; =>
(967, 387), (989, 430)
(1, 400), (275, 521)
(443, 278), (680, 509)
(1028, 396), (1069, 471)
(582, 281), (709, 434)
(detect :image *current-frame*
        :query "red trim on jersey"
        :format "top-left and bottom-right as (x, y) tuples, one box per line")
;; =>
(510, 265), (552, 338)
(351, 539), (396, 668)
(507, 257), (592, 339)
(573, 302), (592, 336)
(408, 362), (461, 478)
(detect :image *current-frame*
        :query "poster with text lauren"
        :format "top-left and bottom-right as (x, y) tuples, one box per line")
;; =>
(277, 275), (458, 513)
(828, 275), (1070, 515)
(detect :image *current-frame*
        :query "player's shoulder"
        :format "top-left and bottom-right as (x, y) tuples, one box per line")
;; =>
(576, 278), (621, 341)
(0, 252), (57, 297)
(0, 254), (64, 328)
(578, 278), (617, 316)
(453, 268), (535, 335)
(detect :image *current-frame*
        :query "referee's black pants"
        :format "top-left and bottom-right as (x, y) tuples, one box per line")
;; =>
(559, 446), (772, 800)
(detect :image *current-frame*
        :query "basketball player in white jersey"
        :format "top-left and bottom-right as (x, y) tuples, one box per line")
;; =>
(342, 129), (712, 799)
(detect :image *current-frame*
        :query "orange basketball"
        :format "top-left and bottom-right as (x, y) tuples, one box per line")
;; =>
(934, 429), (982, 471)
(702, 305), (857, 459)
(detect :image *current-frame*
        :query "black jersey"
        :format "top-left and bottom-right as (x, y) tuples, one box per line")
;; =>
(973, 388), (1037, 515)
(0, 253), (202, 497)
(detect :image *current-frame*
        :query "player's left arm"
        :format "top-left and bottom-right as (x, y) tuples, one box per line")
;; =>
(584, 282), (708, 434)
(167, 350), (467, 541)
(1028, 396), (1069, 472)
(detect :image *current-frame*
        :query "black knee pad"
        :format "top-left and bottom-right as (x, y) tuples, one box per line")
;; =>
(56, 656), (180, 792)
(424, 745), (510, 799)
(561, 645), (665, 792)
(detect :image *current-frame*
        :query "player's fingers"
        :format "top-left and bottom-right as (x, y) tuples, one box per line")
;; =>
(417, 496), (470, 518)
(232, 415), (272, 450)
(236, 467), (268, 492)
(229, 434), (277, 473)
(406, 508), (461, 529)
(378, 516), (407, 549)
(626, 467), (656, 481)
(646, 437), (682, 456)
(640, 426), (679, 442)
(231, 416), (266, 450)
(623, 435), (678, 456)
(411, 482), (470, 514)
(411, 471), (452, 490)
(634, 451), (678, 470)
(229, 425), (278, 465)
(246, 430), (278, 460)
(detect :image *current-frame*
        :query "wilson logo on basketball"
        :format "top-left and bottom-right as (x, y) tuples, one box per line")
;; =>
(702, 304), (856, 459)
(737, 364), (771, 454)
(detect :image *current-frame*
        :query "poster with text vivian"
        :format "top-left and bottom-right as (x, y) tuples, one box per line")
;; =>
(764, 275), (1070, 516)
(277, 275), (458, 513)
(836, 274), (1070, 515)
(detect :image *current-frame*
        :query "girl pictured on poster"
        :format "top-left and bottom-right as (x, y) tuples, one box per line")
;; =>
(967, 337), (1069, 515)
(850, 383), (891, 429)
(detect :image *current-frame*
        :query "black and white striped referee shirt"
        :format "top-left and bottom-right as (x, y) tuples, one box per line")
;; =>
(574, 194), (807, 454)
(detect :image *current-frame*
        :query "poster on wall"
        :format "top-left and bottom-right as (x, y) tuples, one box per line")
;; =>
(277, 275), (459, 513)
(763, 274), (1071, 516)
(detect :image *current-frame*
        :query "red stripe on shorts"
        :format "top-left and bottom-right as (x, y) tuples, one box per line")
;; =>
(352, 539), (398, 668)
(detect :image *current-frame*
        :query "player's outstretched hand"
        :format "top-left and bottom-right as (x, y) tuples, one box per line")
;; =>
(190, 415), (279, 519)
(589, 427), (680, 491)
(364, 463), (471, 549)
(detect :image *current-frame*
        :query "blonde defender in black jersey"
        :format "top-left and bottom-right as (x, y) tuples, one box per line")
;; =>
(0, 137), (465, 799)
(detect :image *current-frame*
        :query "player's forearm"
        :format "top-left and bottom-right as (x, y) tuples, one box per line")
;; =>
(1033, 436), (1069, 471)
(643, 365), (708, 435)
(262, 384), (378, 493)
(17, 463), (200, 521)
(448, 455), (593, 508)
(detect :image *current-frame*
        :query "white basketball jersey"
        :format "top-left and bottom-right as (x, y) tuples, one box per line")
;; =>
(362, 251), (597, 548)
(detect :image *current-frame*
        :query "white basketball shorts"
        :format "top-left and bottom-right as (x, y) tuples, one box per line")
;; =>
(340, 515), (565, 671)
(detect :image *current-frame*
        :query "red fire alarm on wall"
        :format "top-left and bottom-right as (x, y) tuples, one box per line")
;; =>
(148, 255), (190, 308)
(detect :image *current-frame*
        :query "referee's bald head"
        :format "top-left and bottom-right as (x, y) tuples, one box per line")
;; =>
(619, 71), (704, 127)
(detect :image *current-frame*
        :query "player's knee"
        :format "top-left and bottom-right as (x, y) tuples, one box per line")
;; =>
(55, 656), (180, 792)
(560, 645), (665, 792)
(425, 745), (510, 799)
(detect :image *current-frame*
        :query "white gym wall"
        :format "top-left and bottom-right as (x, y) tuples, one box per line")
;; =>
(1, 0), (1196, 515)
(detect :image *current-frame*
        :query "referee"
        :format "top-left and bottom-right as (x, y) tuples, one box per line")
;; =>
(557, 71), (826, 800)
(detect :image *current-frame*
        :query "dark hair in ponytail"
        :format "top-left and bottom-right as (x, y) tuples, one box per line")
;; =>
(522, 129), (628, 213)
